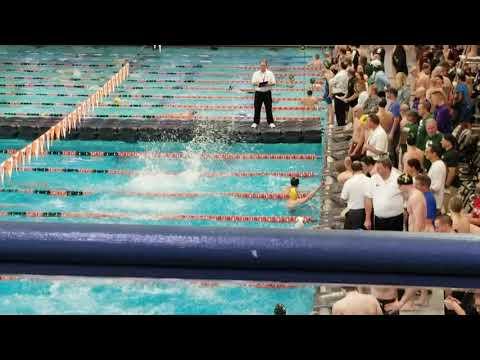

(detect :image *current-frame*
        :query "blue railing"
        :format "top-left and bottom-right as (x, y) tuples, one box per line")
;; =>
(1, 221), (480, 289)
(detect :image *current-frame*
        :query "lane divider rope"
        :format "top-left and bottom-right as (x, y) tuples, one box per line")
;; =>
(0, 113), (321, 121)
(0, 76), (315, 84)
(13, 167), (317, 178)
(0, 149), (319, 160)
(192, 280), (304, 289)
(0, 210), (313, 223)
(0, 61), (318, 71)
(0, 187), (309, 200)
(0, 62), (130, 184)
(0, 101), (316, 111)
(0, 92), (305, 101)
(0, 68), (322, 77)
(0, 83), (305, 92)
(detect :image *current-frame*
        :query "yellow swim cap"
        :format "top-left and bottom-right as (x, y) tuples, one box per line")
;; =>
(113, 97), (122, 106)
(359, 114), (368, 125)
(289, 187), (298, 201)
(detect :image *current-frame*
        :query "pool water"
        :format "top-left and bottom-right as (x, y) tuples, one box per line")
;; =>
(0, 45), (326, 228)
(0, 46), (325, 314)
(0, 139), (323, 228)
(0, 45), (325, 120)
(0, 276), (316, 315)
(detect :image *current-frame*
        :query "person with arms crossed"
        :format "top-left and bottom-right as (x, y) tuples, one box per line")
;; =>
(362, 114), (389, 161)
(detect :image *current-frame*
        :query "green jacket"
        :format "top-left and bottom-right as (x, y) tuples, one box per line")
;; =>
(416, 115), (433, 150)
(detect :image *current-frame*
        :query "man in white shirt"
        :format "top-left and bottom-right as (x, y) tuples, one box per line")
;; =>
(251, 59), (276, 129)
(362, 114), (389, 161)
(341, 161), (371, 229)
(426, 144), (446, 214)
(329, 61), (349, 126)
(365, 158), (404, 231)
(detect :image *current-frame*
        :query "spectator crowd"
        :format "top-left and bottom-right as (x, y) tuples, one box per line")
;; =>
(312, 45), (480, 315)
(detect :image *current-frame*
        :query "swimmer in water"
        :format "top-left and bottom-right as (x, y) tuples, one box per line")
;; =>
(274, 304), (287, 315)
(309, 77), (323, 92)
(164, 111), (198, 120)
(300, 90), (319, 110)
(285, 177), (322, 211)
(309, 54), (323, 71)
(113, 97), (122, 106)
(286, 74), (296, 88)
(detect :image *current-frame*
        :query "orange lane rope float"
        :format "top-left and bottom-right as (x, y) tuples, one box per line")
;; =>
(0, 62), (130, 184)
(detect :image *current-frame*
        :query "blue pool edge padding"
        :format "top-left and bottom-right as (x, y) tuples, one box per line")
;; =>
(1, 221), (480, 288)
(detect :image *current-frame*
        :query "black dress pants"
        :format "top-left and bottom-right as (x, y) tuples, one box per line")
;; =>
(374, 213), (404, 231)
(344, 209), (366, 230)
(333, 93), (347, 126)
(254, 90), (274, 124)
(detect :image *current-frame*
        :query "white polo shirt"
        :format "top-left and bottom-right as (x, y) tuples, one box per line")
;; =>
(366, 125), (389, 160)
(427, 159), (447, 210)
(330, 69), (349, 95)
(251, 70), (276, 92)
(341, 173), (371, 211)
(366, 168), (404, 218)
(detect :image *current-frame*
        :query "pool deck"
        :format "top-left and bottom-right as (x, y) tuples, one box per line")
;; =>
(0, 116), (323, 143)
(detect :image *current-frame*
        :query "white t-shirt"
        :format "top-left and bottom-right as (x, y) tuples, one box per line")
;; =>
(341, 173), (371, 211)
(366, 168), (404, 218)
(428, 159), (447, 210)
(366, 125), (389, 160)
(251, 70), (276, 92)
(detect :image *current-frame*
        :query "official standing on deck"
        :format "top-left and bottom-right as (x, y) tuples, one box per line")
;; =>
(251, 59), (276, 129)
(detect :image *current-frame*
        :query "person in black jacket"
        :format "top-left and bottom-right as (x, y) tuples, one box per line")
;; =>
(392, 45), (408, 75)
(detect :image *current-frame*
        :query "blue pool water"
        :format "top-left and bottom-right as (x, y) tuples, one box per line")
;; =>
(0, 276), (316, 315)
(0, 139), (323, 228)
(0, 46), (325, 314)
(0, 45), (324, 119)
(0, 45), (327, 229)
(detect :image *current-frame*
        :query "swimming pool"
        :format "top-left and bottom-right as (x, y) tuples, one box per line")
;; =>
(0, 45), (326, 229)
(0, 276), (316, 315)
(0, 139), (323, 228)
(0, 45), (327, 314)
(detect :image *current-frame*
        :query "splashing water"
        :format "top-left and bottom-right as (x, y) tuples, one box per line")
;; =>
(105, 124), (233, 214)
